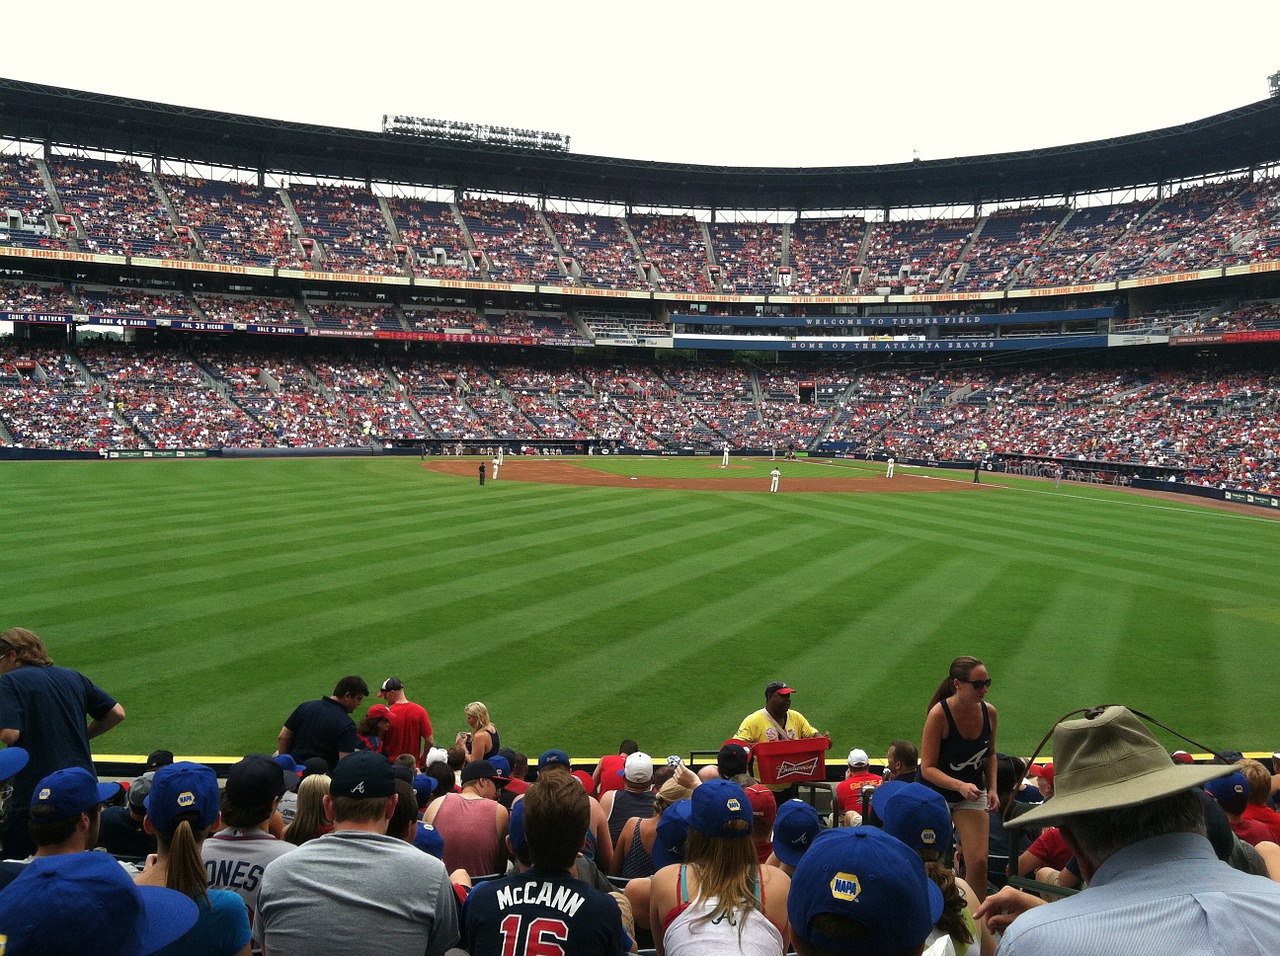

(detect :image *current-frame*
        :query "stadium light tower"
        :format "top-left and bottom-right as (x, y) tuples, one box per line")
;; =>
(1270, 70), (1280, 99)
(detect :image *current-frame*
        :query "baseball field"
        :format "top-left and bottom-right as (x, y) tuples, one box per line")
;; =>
(3, 454), (1277, 764)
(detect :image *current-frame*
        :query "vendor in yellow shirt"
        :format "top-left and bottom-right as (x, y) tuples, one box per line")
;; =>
(734, 680), (827, 801)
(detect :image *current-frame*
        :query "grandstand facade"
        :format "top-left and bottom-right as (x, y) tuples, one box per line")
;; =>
(1, 78), (1279, 499)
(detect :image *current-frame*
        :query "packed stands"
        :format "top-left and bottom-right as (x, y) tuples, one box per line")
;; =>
(544, 211), (647, 289)
(950, 206), (1066, 292)
(385, 196), (477, 279)
(160, 174), (299, 268)
(629, 213), (712, 291)
(709, 222), (783, 294)
(785, 217), (864, 294)
(194, 294), (304, 327)
(0, 156), (64, 250)
(858, 217), (975, 293)
(48, 157), (184, 259)
(459, 198), (562, 284)
(0, 280), (77, 314)
(288, 183), (400, 275)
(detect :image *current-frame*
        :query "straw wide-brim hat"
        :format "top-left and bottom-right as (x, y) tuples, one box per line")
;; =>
(1010, 706), (1236, 828)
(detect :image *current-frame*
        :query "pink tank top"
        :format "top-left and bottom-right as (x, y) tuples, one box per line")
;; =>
(432, 794), (502, 876)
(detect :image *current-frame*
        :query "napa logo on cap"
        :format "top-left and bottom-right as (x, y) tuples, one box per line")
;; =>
(177, 790), (196, 808)
(920, 827), (938, 845)
(726, 798), (741, 812)
(830, 872), (861, 901)
(36, 788), (51, 802)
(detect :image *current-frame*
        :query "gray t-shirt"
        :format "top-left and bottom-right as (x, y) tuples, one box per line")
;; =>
(258, 828), (459, 956)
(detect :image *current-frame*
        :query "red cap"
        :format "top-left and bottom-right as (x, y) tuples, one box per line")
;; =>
(1029, 762), (1054, 784)
(366, 704), (391, 720)
(744, 784), (777, 828)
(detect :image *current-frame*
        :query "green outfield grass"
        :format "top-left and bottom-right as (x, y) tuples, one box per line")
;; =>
(3, 456), (1277, 763)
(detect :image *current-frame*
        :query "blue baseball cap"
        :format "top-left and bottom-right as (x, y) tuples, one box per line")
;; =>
(650, 798), (692, 870)
(689, 778), (753, 838)
(29, 767), (121, 819)
(869, 779), (909, 820)
(772, 799), (821, 866)
(876, 782), (953, 856)
(488, 754), (512, 780)
(538, 749), (570, 770)
(0, 747), (28, 781)
(1204, 770), (1249, 806)
(788, 827), (943, 956)
(145, 762), (220, 833)
(414, 822), (445, 859)
(0, 850), (199, 955)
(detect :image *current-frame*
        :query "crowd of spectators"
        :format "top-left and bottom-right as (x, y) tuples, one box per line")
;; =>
(9, 154), (1280, 298)
(0, 280), (77, 314)
(305, 302), (402, 333)
(4, 341), (1278, 492)
(194, 294), (303, 327)
(629, 214), (712, 292)
(159, 174), (299, 268)
(950, 206), (1067, 292)
(288, 183), (400, 276)
(709, 222), (784, 294)
(785, 217), (864, 294)
(858, 217), (975, 294)
(459, 198), (563, 284)
(544, 211), (647, 289)
(48, 157), (185, 259)
(0, 155), (64, 250)
(78, 288), (190, 319)
(385, 196), (477, 279)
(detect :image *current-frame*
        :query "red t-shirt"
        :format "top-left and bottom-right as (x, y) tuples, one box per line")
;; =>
(1242, 803), (1280, 844)
(383, 700), (432, 765)
(1027, 827), (1072, 870)
(1231, 815), (1275, 847)
(835, 772), (883, 813)
(595, 754), (626, 796)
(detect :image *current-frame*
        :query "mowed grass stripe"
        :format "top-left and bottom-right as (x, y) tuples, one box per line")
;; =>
(3, 459), (1279, 757)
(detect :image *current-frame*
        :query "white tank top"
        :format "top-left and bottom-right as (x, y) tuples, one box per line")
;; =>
(663, 897), (784, 955)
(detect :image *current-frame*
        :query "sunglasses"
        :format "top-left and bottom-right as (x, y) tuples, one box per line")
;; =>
(960, 678), (992, 689)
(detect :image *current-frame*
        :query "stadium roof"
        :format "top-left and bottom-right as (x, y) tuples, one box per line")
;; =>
(4, 77), (1280, 211)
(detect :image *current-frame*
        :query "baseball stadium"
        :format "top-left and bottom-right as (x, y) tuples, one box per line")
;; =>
(3, 61), (1280, 913)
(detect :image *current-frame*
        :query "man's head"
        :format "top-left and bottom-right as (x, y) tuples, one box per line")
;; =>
(523, 771), (591, 871)
(376, 677), (405, 702)
(717, 742), (752, 779)
(28, 767), (121, 852)
(1008, 706), (1235, 877)
(1028, 762), (1055, 799)
(1204, 770), (1250, 816)
(787, 827), (943, 956)
(1236, 758), (1273, 807)
(389, 778), (419, 841)
(499, 748), (528, 780)
(873, 782), (953, 861)
(537, 749), (571, 775)
(765, 680), (793, 719)
(0, 626), (53, 670)
(144, 750), (174, 773)
(460, 759), (506, 800)
(773, 799), (822, 868)
(621, 752), (654, 790)
(326, 750), (397, 827)
(331, 675), (369, 713)
(885, 741), (918, 779)
(222, 753), (286, 829)
(846, 749), (870, 776)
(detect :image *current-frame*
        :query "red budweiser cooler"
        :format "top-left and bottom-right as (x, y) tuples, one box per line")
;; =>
(752, 736), (831, 785)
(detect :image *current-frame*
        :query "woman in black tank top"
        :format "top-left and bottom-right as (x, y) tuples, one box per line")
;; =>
(920, 655), (999, 901)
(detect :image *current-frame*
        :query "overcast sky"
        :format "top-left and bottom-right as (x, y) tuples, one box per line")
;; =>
(4, 1), (1279, 169)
